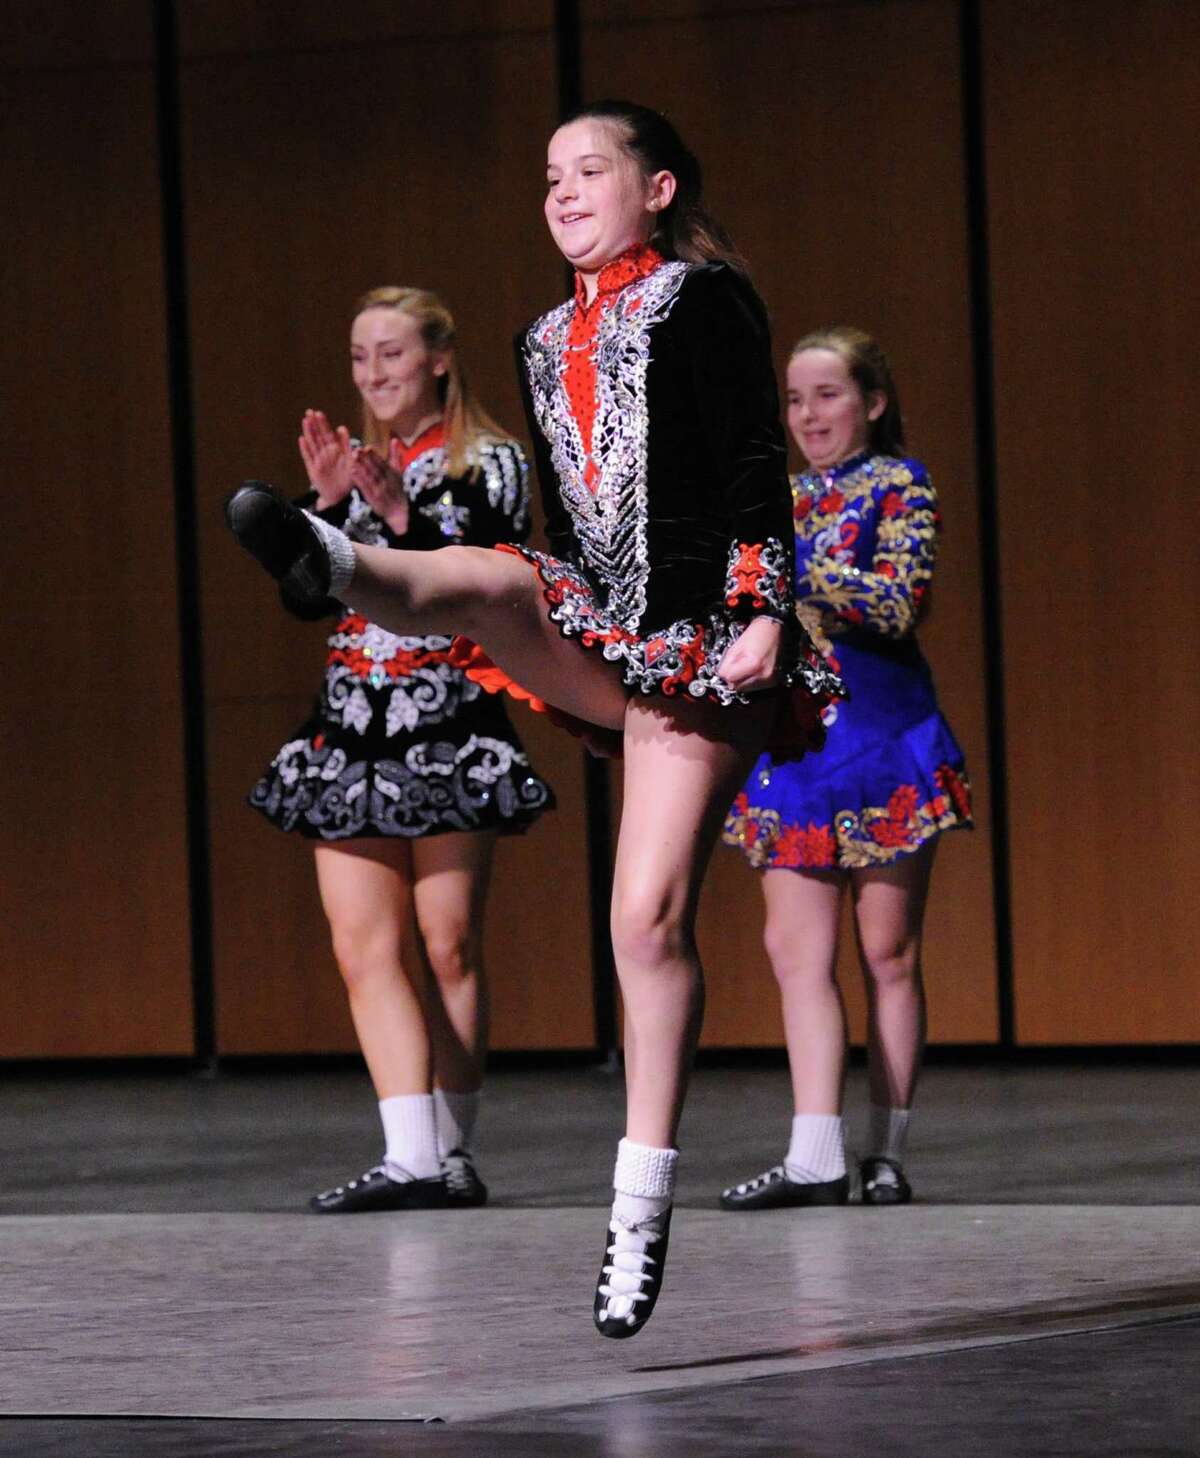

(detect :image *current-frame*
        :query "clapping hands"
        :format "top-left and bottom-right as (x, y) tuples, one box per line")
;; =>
(350, 439), (410, 536)
(298, 410), (355, 506)
(298, 411), (410, 535)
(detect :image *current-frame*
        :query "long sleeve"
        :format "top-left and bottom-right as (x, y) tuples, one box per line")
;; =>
(801, 462), (939, 638)
(685, 265), (794, 621)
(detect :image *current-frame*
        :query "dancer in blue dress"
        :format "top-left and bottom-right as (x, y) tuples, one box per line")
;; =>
(720, 326), (971, 1208)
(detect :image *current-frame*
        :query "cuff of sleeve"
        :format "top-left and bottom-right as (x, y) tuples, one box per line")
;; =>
(724, 539), (791, 616)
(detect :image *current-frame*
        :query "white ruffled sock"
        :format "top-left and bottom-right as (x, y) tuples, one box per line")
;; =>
(611, 1137), (677, 1229)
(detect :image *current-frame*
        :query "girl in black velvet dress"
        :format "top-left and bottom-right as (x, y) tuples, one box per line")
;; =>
(228, 102), (842, 1338)
(252, 288), (553, 1215)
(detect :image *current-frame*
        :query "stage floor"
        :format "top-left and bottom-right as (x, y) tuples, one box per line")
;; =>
(1, 1062), (1197, 1455)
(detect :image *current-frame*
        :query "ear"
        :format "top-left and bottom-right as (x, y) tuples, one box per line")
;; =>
(646, 169), (677, 214)
(432, 350), (450, 379)
(866, 390), (887, 423)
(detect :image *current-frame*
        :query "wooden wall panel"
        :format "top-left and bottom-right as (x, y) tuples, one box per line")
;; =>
(583, 0), (998, 1045)
(0, 8), (194, 1055)
(179, 2), (595, 1052)
(985, 0), (1200, 1043)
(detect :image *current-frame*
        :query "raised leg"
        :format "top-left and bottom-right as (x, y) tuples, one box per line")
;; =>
(346, 543), (629, 730)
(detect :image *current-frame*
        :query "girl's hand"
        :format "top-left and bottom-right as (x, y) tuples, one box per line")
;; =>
(717, 615), (783, 692)
(351, 444), (410, 536)
(298, 409), (354, 506)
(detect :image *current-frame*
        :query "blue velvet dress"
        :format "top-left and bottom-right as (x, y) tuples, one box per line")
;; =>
(722, 452), (972, 871)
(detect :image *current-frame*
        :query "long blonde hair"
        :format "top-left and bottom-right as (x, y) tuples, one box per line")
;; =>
(791, 326), (906, 458)
(353, 286), (509, 478)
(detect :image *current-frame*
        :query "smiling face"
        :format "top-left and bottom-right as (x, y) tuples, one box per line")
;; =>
(786, 348), (885, 472)
(350, 307), (446, 436)
(544, 118), (673, 282)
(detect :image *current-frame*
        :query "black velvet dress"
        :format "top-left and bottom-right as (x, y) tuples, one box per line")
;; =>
(249, 425), (555, 839)
(463, 246), (843, 742)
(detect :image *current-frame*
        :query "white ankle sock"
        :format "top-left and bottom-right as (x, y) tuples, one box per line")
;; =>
(784, 1113), (847, 1183)
(433, 1087), (479, 1158)
(378, 1094), (441, 1181)
(868, 1104), (911, 1165)
(302, 510), (357, 597)
(611, 1138), (677, 1227)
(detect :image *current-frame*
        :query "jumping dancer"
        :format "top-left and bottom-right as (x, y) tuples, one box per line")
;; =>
(721, 327), (971, 1210)
(250, 287), (553, 1213)
(228, 103), (843, 1336)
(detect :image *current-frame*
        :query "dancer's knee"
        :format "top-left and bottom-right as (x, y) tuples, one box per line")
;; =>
(422, 923), (480, 992)
(611, 889), (690, 970)
(860, 934), (920, 992)
(328, 920), (405, 994)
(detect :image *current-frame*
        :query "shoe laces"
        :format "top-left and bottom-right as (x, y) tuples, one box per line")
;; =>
(597, 1217), (664, 1326)
(726, 1164), (785, 1197)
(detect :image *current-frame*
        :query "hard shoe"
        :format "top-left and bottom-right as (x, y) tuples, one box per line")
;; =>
(225, 480), (335, 603)
(719, 1163), (850, 1211)
(308, 1164), (449, 1214)
(860, 1156), (912, 1205)
(442, 1148), (488, 1208)
(593, 1208), (672, 1339)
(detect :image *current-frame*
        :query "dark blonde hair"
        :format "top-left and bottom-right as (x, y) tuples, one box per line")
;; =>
(562, 100), (747, 272)
(353, 286), (509, 477)
(791, 326), (905, 458)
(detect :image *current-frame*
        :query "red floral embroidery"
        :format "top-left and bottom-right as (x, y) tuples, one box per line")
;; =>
(839, 606), (866, 625)
(725, 543), (772, 607)
(663, 625), (707, 694)
(793, 493), (812, 519)
(817, 488), (845, 514)
(877, 560), (898, 579)
(880, 490), (905, 517)
(936, 763), (972, 820)
(868, 783), (922, 849)
(774, 820), (838, 868)
(328, 613), (448, 681)
(563, 243), (664, 495)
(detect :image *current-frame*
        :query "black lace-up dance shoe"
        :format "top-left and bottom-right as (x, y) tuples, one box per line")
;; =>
(225, 480), (334, 604)
(719, 1163), (850, 1211)
(860, 1156), (912, 1205)
(308, 1164), (449, 1214)
(593, 1209), (672, 1339)
(441, 1149), (488, 1208)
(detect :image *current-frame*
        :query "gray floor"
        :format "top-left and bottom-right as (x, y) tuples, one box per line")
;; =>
(1, 1062), (1198, 1455)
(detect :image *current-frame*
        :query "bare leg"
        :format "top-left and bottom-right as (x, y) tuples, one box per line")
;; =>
(345, 544), (629, 730)
(412, 830), (495, 1093)
(313, 839), (430, 1097)
(612, 694), (775, 1148)
(850, 841), (937, 1110)
(761, 866), (848, 1115)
